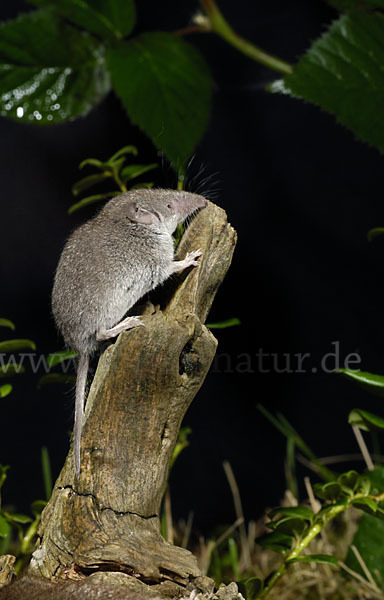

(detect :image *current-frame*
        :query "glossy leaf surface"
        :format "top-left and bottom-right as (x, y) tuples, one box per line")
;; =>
(0, 10), (111, 124)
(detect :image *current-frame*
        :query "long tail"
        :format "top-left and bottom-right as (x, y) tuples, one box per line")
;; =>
(74, 353), (89, 478)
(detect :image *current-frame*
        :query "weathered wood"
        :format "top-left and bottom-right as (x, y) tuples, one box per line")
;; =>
(29, 201), (237, 593)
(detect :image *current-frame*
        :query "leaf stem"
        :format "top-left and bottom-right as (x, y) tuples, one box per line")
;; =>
(199, 0), (293, 75)
(258, 504), (346, 599)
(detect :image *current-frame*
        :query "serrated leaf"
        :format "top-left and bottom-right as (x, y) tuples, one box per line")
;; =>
(107, 32), (212, 172)
(68, 191), (119, 214)
(349, 408), (384, 431)
(287, 553), (339, 566)
(27, 0), (136, 40)
(272, 12), (384, 155)
(46, 350), (78, 368)
(37, 373), (77, 388)
(0, 10), (111, 125)
(238, 577), (264, 600)
(0, 384), (12, 397)
(0, 319), (15, 330)
(367, 227), (384, 242)
(0, 513), (10, 538)
(0, 339), (36, 352)
(72, 173), (111, 196)
(120, 163), (158, 182)
(206, 318), (241, 329)
(257, 531), (293, 553)
(339, 369), (384, 397)
(268, 506), (314, 522)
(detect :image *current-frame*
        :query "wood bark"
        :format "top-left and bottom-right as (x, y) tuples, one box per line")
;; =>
(29, 201), (237, 595)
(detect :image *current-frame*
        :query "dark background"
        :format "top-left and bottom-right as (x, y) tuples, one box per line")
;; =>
(1, 0), (384, 535)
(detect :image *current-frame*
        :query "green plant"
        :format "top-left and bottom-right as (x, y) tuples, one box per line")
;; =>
(2, 1), (384, 177)
(0, 447), (51, 572)
(0, 319), (36, 397)
(69, 145), (158, 214)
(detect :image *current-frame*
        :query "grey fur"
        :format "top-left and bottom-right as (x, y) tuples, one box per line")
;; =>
(51, 189), (207, 477)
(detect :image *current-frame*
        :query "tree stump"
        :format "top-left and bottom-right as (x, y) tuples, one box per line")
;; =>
(29, 201), (237, 596)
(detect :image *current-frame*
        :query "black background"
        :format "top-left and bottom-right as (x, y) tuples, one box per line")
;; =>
(1, 0), (384, 535)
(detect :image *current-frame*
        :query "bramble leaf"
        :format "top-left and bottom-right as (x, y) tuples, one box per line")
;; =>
(27, 0), (136, 40)
(272, 12), (384, 155)
(0, 10), (111, 124)
(107, 32), (212, 171)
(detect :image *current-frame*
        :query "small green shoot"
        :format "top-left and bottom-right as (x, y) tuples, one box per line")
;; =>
(69, 145), (158, 214)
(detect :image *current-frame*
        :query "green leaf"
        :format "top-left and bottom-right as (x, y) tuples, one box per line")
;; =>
(0, 319), (15, 330)
(0, 384), (12, 397)
(313, 481), (344, 502)
(0, 513), (10, 538)
(349, 408), (384, 432)
(120, 163), (158, 182)
(238, 577), (264, 600)
(287, 553), (339, 567)
(107, 32), (212, 171)
(257, 531), (293, 553)
(268, 516), (307, 537)
(37, 373), (77, 388)
(31, 499), (47, 516)
(339, 369), (384, 397)
(46, 350), (78, 368)
(351, 496), (378, 514)
(0, 10), (111, 125)
(3, 512), (33, 524)
(206, 318), (241, 329)
(346, 513), (384, 585)
(68, 191), (119, 214)
(272, 12), (384, 155)
(338, 470), (359, 492)
(79, 157), (104, 170)
(107, 145), (138, 163)
(367, 227), (384, 242)
(0, 364), (25, 377)
(72, 173), (111, 196)
(0, 339), (36, 352)
(358, 476), (372, 496)
(268, 506), (314, 522)
(27, 0), (136, 40)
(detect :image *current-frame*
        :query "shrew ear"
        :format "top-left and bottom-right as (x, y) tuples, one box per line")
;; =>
(126, 203), (160, 225)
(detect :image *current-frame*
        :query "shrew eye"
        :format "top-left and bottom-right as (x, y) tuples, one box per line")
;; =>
(167, 204), (171, 209)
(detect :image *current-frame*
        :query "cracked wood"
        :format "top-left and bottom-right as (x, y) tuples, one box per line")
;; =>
(29, 201), (237, 591)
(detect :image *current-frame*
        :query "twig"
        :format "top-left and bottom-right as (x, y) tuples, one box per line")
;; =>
(352, 426), (374, 471)
(223, 461), (252, 569)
